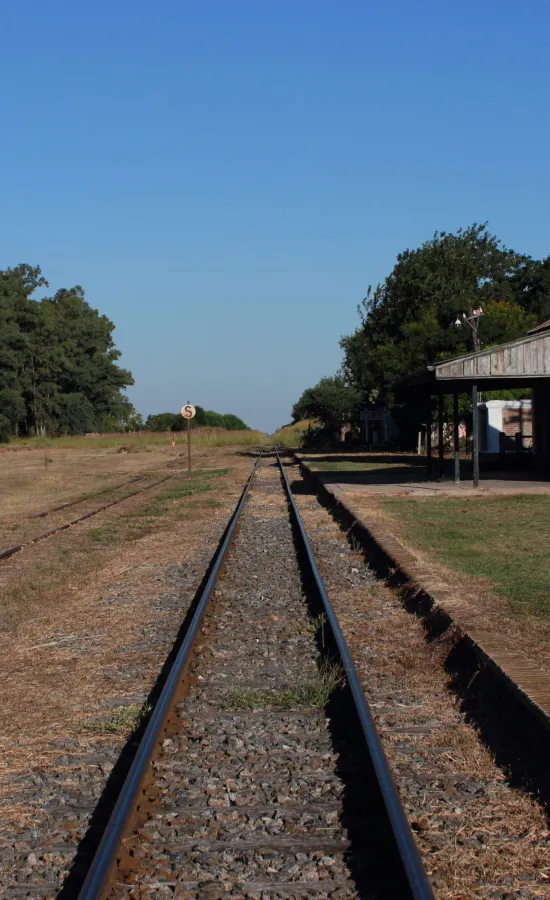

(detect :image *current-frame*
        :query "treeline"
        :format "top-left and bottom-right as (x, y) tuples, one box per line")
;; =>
(145, 409), (250, 431)
(0, 264), (136, 440)
(293, 223), (550, 435)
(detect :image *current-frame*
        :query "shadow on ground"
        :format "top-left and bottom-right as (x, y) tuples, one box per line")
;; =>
(299, 451), (549, 487)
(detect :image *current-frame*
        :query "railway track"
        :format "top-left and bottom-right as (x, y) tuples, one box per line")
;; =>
(72, 452), (432, 899)
(0, 473), (175, 563)
(29, 476), (147, 520)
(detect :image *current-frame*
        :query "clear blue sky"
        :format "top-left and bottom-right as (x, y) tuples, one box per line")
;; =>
(2, 1), (549, 433)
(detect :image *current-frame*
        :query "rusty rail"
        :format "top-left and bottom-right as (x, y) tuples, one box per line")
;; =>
(77, 453), (262, 899)
(30, 475), (146, 519)
(276, 450), (434, 900)
(0, 474), (175, 563)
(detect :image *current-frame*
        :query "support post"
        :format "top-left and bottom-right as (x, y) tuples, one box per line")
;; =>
(453, 393), (460, 483)
(472, 384), (479, 487)
(187, 416), (191, 474)
(438, 395), (445, 480)
(426, 396), (432, 476)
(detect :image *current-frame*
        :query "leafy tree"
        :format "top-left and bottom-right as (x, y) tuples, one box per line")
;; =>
(193, 405), (208, 426)
(204, 410), (225, 428)
(291, 387), (317, 422)
(340, 224), (536, 404)
(511, 256), (550, 324)
(222, 413), (249, 430)
(292, 375), (361, 432)
(0, 264), (134, 438)
(144, 407), (251, 432)
(145, 412), (178, 431)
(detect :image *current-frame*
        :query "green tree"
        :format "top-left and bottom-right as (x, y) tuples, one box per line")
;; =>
(222, 413), (249, 430)
(291, 387), (317, 422)
(0, 264), (47, 437)
(511, 256), (550, 324)
(292, 375), (361, 432)
(0, 265), (134, 438)
(341, 224), (535, 404)
(204, 410), (225, 428)
(145, 412), (178, 431)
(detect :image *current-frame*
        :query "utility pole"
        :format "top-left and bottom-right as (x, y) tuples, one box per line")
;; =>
(454, 307), (483, 353)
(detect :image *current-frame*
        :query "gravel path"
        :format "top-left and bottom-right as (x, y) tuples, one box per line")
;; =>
(104, 459), (391, 899)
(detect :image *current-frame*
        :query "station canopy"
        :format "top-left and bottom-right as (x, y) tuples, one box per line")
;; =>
(395, 320), (550, 395)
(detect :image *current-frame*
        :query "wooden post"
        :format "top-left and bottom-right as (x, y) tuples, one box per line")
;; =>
(438, 395), (445, 479)
(187, 416), (191, 474)
(426, 395), (432, 476)
(453, 393), (460, 483)
(472, 384), (479, 487)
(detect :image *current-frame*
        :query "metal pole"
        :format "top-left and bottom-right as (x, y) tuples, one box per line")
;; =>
(438, 396), (445, 479)
(426, 396), (432, 476)
(187, 417), (191, 474)
(472, 384), (479, 487)
(453, 394), (460, 483)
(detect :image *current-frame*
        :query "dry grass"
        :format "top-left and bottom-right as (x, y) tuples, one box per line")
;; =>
(271, 419), (318, 448)
(0, 452), (244, 633)
(1, 427), (266, 451)
(0, 445), (169, 520)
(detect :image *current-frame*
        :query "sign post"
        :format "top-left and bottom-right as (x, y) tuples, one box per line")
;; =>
(180, 404), (196, 474)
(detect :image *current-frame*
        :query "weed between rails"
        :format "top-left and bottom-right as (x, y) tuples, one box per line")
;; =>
(291, 612), (327, 638)
(222, 663), (344, 711)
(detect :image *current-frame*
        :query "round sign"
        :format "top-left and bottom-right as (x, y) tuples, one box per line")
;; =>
(181, 404), (196, 419)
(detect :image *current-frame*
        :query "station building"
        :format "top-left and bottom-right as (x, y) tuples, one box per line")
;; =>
(396, 319), (550, 483)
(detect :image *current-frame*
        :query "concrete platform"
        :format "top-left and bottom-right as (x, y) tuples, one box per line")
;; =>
(321, 477), (550, 497)
(297, 453), (550, 497)
(297, 455), (550, 733)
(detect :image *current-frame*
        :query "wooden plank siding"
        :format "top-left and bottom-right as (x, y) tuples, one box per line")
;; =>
(435, 333), (550, 381)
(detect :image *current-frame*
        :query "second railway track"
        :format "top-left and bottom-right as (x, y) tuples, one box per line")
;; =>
(0, 473), (175, 563)
(75, 453), (431, 900)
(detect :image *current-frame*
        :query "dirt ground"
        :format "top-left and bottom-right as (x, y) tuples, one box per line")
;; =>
(0, 442), (177, 520)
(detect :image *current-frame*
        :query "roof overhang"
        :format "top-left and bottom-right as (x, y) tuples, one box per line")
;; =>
(395, 328), (550, 395)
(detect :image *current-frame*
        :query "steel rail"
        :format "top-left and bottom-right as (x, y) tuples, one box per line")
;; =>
(30, 474), (146, 519)
(276, 450), (435, 900)
(77, 452), (262, 899)
(0, 473), (175, 563)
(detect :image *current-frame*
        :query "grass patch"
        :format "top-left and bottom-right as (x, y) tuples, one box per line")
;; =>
(221, 663), (344, 710)
(134, 469), (228, 518)
(2, 429), (266, 451)
(291, 613), (327, 637)
(88, 524), (121, 545)
(310, 460), (411, 472)
(382, 494), (550, 619)
(81, 702), (152, 734)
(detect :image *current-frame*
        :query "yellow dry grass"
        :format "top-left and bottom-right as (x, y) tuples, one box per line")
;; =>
(271, 418), (318, 448)
(1, 427), (266, 451)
